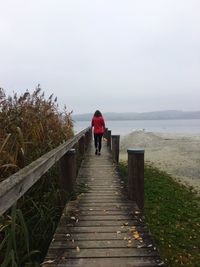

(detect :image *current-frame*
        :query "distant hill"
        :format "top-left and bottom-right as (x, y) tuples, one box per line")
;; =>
(72, 110), (200, 121)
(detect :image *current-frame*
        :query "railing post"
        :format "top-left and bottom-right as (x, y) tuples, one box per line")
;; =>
(89, 127), (92, 139)
(60, 149), (76, 197)
(111, 135), (120, 163)
(127, 148), (144, 212)
(85, 131), (89, 150)
(84, 132), (88, 149)
(104, 127), (108, 138)
(107, 130), (111, 150)
(78, 136), (85, 156)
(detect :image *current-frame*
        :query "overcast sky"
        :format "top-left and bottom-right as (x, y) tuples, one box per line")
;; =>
(0, 0), (200, 114)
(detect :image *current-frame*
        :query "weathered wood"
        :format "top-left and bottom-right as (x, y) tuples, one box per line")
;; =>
(79, 198), (133, 203)
(60, 220), (141, 227)
(78, 136), (85, 155)
(85, 130), (91, 148)
(46, 247), (159, 258)
(56, 225), (147, 234)
(60, 149), (76, 195)
(78, 210), (143, 216)
(43, 141), (164, 267)
(54, 232), (154, 241)
(103, 127), (108, 139)
(127, 148), (145, 212)
(68, 214), (139, 221)
(0, 127), (91, 216)
(78, 197), (131, 202)
(107, 130), (111, 149)
(42, 258), (162, 267)
(48, 239), (149, 249)
(76, 205), (137, 211)
(111, 135), (120, 163)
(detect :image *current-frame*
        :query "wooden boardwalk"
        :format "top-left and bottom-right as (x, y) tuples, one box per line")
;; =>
(43, 141), (164, 267)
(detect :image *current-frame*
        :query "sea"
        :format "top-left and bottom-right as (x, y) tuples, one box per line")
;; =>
(74, 119), (200, 136)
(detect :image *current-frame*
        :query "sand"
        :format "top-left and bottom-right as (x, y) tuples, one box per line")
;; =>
(120, 131), (200, 193)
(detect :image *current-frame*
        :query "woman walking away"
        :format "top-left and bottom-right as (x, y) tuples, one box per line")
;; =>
(91, 110), (105, 155)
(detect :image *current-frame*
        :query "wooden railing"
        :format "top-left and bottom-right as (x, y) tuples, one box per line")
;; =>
(0, 127), (92, 216)
(0, 126), (144, 216)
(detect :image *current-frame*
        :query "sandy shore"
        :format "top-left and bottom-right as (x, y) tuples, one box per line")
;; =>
(120, 131), (200, 193)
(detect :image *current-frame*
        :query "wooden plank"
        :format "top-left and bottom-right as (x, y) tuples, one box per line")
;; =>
(41, 257), (162, 267)
(76, 215), (141, 221)
(56, 225), (147, 234)
(79, 199), (134, 204)
(76, 205), (136, 211)
(79, 193), (124, 197)
(78, 203), (137, 208)
(77, 210), (139, 216)
(48, 240), (151, 249)
(84, 192), (124, 196)
(79, 199), (130, 204)
(46, 247), (159, 258)
(81, 193), (125, 197)
(80, 182), (120, 185)
(85, 187), (123, 190)
(54, 232), (153, 241)
(61, 220), (141, 227)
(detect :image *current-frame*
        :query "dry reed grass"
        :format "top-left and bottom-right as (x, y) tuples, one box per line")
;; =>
(0, 86), (74, 266)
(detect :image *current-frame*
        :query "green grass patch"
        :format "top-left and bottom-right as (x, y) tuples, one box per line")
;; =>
(118, 162), (200, 267)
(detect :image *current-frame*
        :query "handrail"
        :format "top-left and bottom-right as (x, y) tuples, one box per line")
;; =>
(0, 127), (91, 216)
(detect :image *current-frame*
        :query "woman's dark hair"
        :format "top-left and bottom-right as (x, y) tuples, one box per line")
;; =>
(94, 110), (102, 117)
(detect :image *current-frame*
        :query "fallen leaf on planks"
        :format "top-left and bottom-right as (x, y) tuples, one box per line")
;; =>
(135, 211), (140, 214)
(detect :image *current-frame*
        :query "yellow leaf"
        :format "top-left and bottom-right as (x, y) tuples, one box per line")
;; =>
(135, 211), (140, 214)
(129, 226), (136, 232)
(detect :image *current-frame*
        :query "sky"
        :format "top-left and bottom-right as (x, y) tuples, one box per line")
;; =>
(0, 0), (200, 114)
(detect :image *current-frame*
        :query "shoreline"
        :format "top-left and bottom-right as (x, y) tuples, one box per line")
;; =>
(120, 130), (200, 193)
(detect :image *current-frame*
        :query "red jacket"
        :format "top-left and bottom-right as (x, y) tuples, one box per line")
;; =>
(92, 115), (105, 134)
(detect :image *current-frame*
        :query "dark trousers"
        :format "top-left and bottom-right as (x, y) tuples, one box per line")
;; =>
(94, 133), (103, 152)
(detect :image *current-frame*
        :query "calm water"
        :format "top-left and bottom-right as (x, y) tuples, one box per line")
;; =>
(74, 119), (200, 135)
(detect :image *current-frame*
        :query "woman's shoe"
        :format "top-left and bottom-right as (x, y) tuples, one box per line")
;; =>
(95, 149), (98, 155)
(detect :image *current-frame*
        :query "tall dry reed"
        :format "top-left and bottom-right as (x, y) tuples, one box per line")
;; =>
(0, 86), (74, 266)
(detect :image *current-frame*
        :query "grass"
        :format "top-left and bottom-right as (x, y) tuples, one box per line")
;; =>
(118, 162), (200, 267)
